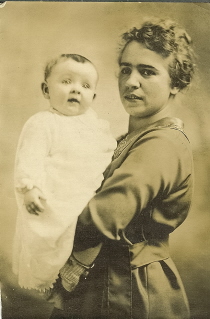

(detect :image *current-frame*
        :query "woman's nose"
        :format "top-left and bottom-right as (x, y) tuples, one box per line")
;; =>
(126, 70), (141, 89)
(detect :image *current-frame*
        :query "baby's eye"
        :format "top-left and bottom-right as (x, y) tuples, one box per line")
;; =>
(140, 69), (156, 77)
(120, 67), (131, 75)
(83, 83), (90, 89)
(62, 79), (71, 84)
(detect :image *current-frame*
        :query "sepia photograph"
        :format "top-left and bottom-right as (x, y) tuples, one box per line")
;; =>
(1, 1), (210, 318)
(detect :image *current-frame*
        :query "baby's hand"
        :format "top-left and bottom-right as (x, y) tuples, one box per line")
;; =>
(24, 187), (46, 215)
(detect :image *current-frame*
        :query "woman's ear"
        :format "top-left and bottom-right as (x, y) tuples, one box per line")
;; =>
(170, 85), (179, 95)
(41, 82), (50, 99)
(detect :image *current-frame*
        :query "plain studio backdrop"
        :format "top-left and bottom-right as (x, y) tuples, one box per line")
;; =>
(1, 2), (210, 318)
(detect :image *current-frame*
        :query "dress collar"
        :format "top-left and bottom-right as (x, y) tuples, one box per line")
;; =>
(114, 117), (185, 160)
(126, 117), (184, 141)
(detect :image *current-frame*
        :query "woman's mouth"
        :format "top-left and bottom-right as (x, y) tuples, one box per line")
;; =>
(125, 94), (143, 101)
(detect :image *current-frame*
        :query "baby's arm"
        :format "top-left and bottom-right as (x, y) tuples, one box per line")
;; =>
(15, 113), (52, 205)
(24, 187), (46, 215)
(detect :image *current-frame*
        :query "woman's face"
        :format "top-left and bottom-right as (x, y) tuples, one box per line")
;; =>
(118, 41), (178, 119)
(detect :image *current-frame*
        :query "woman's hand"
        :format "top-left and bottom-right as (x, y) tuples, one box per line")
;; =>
(24, 187), (46, 215)
(60, 255), (94, 292)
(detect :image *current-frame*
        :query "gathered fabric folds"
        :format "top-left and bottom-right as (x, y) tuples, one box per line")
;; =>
(13, 108), (116, 291)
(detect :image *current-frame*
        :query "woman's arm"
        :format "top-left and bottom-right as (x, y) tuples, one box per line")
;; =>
(74, 129), (192, 250)
(58, 128), (192, 292)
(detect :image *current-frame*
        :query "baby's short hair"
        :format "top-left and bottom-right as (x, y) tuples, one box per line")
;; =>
(44, 54), (94, 81)
(118, 18), (196, 91)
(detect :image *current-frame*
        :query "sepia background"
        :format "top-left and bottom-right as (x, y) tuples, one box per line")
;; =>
(1, 2), (210, 318)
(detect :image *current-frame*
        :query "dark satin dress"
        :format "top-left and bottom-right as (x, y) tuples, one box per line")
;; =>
(51, 117), (193, 319)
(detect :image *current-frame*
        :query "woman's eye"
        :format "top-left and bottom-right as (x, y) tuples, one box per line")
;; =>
(62, 79), (71, 84)
(140, 69), (156, 77)
(83, 83), (90, 89)
(120, 67), (131, 75)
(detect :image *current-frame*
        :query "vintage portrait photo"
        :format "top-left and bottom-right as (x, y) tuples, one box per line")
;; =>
(1, 1), (210, 318)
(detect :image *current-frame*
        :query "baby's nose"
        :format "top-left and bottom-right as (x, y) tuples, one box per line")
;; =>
(70, 89), (80, 94)
(70, 84), (81, 94)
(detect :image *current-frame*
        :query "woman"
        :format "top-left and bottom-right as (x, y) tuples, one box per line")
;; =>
(50, 18), (195, 319)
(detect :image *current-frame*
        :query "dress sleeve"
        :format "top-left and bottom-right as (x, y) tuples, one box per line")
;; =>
(74, 129), (192, 250)
(15, 113), (52, 193)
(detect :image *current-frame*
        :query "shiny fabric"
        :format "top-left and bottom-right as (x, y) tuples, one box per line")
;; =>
(51, 117), (193, 318)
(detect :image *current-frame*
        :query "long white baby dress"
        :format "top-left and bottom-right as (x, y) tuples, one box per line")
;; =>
(13, 107), (116, 291)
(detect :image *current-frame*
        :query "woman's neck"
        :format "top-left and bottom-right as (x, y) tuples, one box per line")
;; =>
(128, 103), (175, 133)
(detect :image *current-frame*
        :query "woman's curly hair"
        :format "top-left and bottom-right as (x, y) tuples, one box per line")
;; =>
(118, 19), (196, 91)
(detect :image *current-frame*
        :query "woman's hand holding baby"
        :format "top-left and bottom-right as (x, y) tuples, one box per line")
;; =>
(24, 187), (46, 215)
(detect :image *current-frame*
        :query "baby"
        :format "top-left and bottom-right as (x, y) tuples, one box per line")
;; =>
(13, 54), (116, 291)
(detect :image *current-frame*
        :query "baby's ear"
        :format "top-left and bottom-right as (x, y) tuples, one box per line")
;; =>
(41, 82), (50, 99)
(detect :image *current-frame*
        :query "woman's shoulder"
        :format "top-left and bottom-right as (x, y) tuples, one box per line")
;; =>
(135, 117), (189, 145)
(131, 124), (192, 162)
(146, 124), (190, 148)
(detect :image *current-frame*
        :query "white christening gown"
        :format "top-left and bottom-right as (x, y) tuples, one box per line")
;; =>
(13, 107), (116, 291)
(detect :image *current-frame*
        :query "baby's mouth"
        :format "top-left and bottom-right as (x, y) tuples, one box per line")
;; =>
(68, 98), (79, 103)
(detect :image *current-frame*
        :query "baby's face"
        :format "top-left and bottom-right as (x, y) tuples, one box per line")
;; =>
(45, 59), (98, 116)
